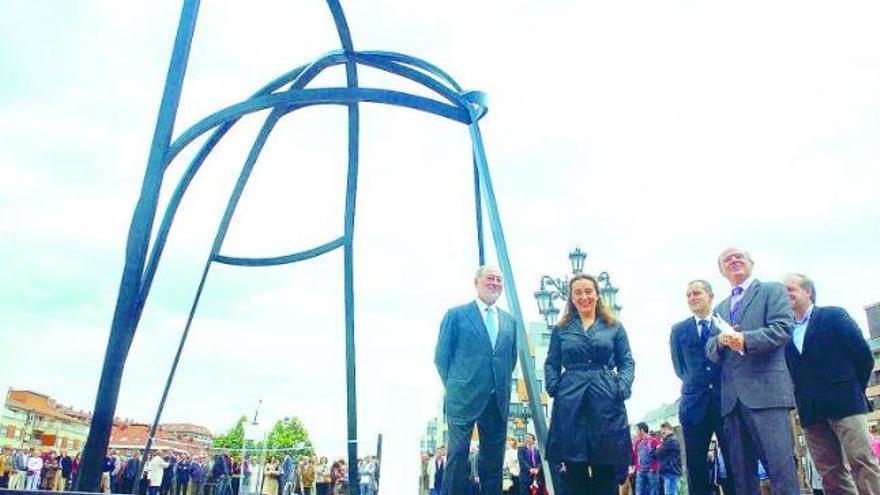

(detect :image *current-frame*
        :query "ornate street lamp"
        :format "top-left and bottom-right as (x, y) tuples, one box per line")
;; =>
(597, 271), (622, 315)
(534, 247), (620, 325)
(569, 247), (587, 274)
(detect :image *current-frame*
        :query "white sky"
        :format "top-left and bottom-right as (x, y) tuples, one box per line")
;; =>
(2, 1), (880, 493)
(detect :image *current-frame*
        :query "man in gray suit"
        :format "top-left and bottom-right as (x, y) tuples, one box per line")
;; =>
(435, 266), (518, 495)
(706, 247), (799, 495)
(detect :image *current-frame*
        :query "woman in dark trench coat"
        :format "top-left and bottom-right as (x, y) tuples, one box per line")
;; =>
(544, 273), (635, 494)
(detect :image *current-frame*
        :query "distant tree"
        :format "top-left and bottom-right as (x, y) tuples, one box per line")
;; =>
(213, 415), (260, 460)
(212, 415), (313, 461)
(266, 417), (314, 458)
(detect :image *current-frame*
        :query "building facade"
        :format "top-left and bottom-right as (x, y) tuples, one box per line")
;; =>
(109, 422), (213, 456)
(1, 389), (90, 454)
(507, 322), (551, 440)
(1, 388), (214, 457)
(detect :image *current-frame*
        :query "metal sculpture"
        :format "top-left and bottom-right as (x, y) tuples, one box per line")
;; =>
(76, 1), (550, 491)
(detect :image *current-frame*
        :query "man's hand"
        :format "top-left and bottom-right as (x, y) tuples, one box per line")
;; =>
(713, 316), (744, 355)
(726, 332), (745, 353)
(530, 468), (539, 476)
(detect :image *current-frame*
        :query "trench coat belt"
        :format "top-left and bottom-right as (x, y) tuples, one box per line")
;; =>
(565, 362), (610, 372)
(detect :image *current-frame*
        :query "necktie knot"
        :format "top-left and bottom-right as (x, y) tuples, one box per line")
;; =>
(732, 286), (744, 296)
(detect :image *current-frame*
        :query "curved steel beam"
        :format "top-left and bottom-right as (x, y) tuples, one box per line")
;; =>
(352, 53), (469, 108)
(142, 49), (482, 314)
(213, 237), (346, 266)
(138, 103), (290, 480)
(140, 53), (341, 308)
(326, 0), (361, 486)
(76, 0), (202, 491)
(360, 50), (464, 92)
(469, 115), (552, 492)
(139, 49), (352, 308)
(167, 88), (472, 161)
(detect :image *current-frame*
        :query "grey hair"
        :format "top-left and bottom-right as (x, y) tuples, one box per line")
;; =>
(785, 273), (817, 304)
(475, 265), (502, 279)
(687, 279), (714, 295)
(717, 248), (754, 273)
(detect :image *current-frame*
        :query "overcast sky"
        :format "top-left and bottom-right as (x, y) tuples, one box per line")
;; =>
(2, 0), (879, 492)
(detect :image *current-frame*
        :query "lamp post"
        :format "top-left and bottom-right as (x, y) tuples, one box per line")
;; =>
(596, 271), (622, 316)
(510, 404), (531, 440)
(533, 247), (620, 325)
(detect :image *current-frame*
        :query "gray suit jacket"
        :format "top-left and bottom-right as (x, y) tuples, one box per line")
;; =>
(434, 301), (518, 422)
(705, 279), (795, 416)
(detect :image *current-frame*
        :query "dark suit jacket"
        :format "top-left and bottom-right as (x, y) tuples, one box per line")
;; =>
(517, 445), (544, 484)
(785, 306), (873, 426)
(706, 279), (795, 416)
(435, 301), (517, 421)
(670, 317), (722, 425)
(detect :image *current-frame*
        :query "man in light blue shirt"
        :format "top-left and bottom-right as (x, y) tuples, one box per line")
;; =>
(791, 303), (813, 354)
(783, 273), (880, 495)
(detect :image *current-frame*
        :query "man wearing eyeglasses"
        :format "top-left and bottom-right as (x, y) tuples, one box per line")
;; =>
(706, 247), (798, 495)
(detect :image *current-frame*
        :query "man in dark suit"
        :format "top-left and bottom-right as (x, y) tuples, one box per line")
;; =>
(429, 447), (447, 495)
(435, 266), (518, 495)
(517, 433), (544, 495)
(59, 451), (74, 491)
(670, 279), (736, 495)
(783, 273), (880, 495)
(706, 247), (798, 495)
(279, 454), (294, 495)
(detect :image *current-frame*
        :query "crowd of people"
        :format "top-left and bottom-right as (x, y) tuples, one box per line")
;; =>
(0, 447), (378, 495)
(420, 424), (679, 495)
(259, 453), (379, 495)
(430, 247), (880, 495)
(0, 448), (79, 491)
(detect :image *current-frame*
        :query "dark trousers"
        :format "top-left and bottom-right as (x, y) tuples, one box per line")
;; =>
(724, 404), (799, 495)
(550, 464), (566, 495)
(682, 403), (736, 495)
(563, 464), (616, 495)
(121, 478), (135, 494)
(507, 478), (518, 494)
(442, 395), (506, 495)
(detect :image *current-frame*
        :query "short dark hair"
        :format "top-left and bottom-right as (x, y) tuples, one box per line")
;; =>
(660, 422), (673, 430)
(688, 279), (713, 295)
(636, 422), (649, 433)
(525, 433), (536, 442)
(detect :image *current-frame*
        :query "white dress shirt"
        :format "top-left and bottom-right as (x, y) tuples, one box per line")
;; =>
(693, 315), (712, 338)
